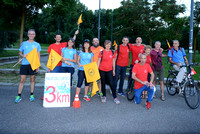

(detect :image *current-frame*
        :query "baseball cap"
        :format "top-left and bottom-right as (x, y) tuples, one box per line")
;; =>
(83, 39), (90, 43)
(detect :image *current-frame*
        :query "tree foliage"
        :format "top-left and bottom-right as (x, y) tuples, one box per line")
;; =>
(1, 0), (198, 53)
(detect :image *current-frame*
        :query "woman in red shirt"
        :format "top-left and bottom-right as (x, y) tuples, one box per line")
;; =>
(97, 40), (120, 104)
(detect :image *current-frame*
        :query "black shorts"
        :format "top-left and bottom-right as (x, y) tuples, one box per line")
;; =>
(77, 70), (90, 88)
(20, 65), (36, 75)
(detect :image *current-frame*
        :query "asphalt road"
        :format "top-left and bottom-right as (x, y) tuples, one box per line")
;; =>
(0, 85), (200, 134)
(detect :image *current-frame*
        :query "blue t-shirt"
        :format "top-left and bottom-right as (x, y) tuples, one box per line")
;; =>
(168, 48), (186, 64)
(19, 41), (41, 65)
(79, 52), (94, 70)
(61, 47), (77, 68)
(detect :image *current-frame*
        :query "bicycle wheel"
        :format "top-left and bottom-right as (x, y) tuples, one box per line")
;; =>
(184, 81), (200, 109)
(126, 80), (134, 101)
(166, 73), (177, 96)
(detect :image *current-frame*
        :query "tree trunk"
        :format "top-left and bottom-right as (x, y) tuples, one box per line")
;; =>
(19, 10), (25, 61)
(149, 36), (152, 47)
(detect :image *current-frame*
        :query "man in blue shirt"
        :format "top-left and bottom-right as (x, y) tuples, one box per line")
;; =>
(168, 40), (188, 89)
(15, 29), (41, 103)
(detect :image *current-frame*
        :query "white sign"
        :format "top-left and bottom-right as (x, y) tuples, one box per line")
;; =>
(43, 73), (71, 108)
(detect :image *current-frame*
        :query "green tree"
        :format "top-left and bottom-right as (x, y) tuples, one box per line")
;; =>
(2, 0), (47, 48)
(193, 1), (200, 62)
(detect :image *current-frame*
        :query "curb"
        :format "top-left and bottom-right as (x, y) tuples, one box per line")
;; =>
(0, 69), (46, 74)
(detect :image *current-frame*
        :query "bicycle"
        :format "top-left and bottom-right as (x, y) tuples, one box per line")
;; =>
(166, 63), (200, 109)
(126, 79), (135, 101)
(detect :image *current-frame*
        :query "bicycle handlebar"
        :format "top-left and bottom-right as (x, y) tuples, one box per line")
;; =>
(180, 62), (200, 68)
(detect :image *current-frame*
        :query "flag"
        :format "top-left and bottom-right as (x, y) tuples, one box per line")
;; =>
(77, 14), (83, 25)
(113, 40), (118, 48)
(91, 81), (99, 97)
(83, 62), (100, 82)
(46, 49), (62, 71)
(167, 40), (171, 48)
(26, 47), (41, 70)
(191, 69), (197, 75)
(83, 62), (101, 97)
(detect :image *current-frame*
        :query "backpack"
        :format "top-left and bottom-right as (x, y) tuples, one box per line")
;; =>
(116, 44), (130, 62)
(117, 43), (130, 54)
(101, 50), (114, 62)
(167, 47), (183, 63)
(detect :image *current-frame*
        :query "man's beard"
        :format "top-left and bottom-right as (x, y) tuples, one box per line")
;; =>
(93, 44), (99, 48)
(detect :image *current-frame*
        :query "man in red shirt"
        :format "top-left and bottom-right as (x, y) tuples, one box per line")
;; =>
(128, 37), (145, 89)
(47, 30), (79, 72)
(132, 54), (156, 109)
(113, 36), (130, 96)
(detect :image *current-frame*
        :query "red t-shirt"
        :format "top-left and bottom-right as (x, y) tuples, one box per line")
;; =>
(116, 44), (130, 66)
(132, 63), (153, 89)
(130, 44), (145, 65)
(47, 42), (67, 66)
(99, 50), (116, 71)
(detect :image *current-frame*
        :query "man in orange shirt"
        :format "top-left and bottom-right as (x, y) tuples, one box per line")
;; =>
(132, 54), (156, 109)
(88, 38), (104, 97)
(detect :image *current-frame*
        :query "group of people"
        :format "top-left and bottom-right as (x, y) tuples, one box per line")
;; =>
(14, 29), (189, 109)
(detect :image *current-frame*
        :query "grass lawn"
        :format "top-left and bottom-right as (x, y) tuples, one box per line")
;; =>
(13, 40), (49, 50)
(0, 50), (47, 58)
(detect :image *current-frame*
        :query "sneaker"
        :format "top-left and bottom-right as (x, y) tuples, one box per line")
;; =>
(174, 82), (180, 88)
(146, 101), (151, 109)
(176, 87), (180, 94)
(118, 92), (125, 97)
(87, 91), (91, 97)
(97, 91), (100, 96)
(15, 96), (22, 103)
(29, 95), (35, 102)
(83, 96), (90, 101)
(160, 95), (165, 101)
(114, 98), (120, 104)
(101, 96), (106, 103)
(100, 92), (103, 98)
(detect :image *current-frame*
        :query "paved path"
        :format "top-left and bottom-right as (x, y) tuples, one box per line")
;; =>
(0, 85), (200, 133)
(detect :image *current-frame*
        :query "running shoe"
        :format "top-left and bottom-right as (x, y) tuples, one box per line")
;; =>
(146, 101), (151, 109)
(100, 92), (103, 98)
(101, 96), (106, 103)
(87, 91), (91, 97)
(97, 91), (100, 96)
(118, 92), (125, 97)
(29, 95), (35, 102)
(114, 98), (120, 104)
(160, 95), (165, 101)
(15, 96), (22, 103)
(83, 96), (90, 101)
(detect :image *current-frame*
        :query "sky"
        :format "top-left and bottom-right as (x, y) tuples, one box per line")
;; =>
(79, 0), (200, 16)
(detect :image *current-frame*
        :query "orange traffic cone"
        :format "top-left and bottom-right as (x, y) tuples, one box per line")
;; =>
(73, 93), (81, 108)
